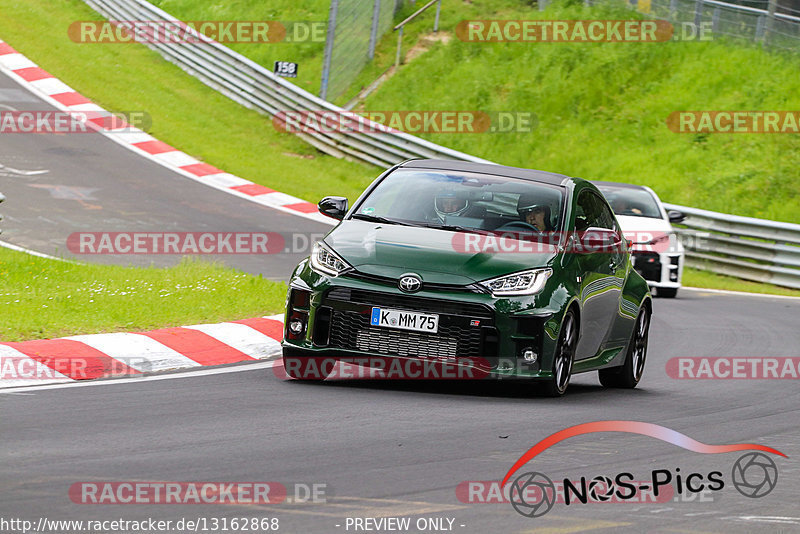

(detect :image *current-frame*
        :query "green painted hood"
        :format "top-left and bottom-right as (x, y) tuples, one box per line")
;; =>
(325, 221), (559, 285)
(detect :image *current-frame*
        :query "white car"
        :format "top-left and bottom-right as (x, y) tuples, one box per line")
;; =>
(595, 181), (685, 298)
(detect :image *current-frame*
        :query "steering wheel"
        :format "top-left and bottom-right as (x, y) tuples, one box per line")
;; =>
(495, 221), (541, 233)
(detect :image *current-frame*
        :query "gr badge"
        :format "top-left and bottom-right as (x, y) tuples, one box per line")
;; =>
(274, 61), (298, 78)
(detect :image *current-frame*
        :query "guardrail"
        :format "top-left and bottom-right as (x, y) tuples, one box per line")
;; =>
(83, 0), (800, 289)
(82, 0), (490, 169)
(603, 0), (800, 51)
(664, 203), (800, 289)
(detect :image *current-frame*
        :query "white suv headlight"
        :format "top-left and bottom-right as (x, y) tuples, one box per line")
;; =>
(480, 268), (552, 297)
(310, 242), (352, 277)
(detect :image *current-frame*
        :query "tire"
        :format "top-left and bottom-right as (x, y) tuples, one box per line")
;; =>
(282, 355), (332, 381)
(657, 287), (678, 298)
(599, 306), (650, 389)
(541, 309), (578, 397)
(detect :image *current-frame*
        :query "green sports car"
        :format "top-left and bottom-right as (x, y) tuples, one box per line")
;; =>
(282, 159), (652, 396)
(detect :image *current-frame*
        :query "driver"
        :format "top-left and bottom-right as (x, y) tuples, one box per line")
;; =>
(517, 196), (553, 232)
(434, 191), (470, 222)
(612, 197), (642, 216)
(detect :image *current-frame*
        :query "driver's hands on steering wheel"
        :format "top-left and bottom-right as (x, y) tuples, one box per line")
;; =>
(495, 221), (542, 233)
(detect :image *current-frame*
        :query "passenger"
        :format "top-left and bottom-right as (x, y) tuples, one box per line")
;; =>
(433, 191), (470, 222)
(517, 197), (554, 232)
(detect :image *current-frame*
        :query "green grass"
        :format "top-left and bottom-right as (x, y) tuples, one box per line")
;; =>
(77, 0), (800, 223)
(360, 0), (800, 223)
(682, 267), (800, 297)
(0, 0), (796, 344)
(148, 0), (332, 96)
(0, 247), (286, 342)
(0, 0), (378, 204)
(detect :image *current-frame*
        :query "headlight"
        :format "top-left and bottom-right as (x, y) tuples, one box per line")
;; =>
(647, 233), (672, 245)
(480, 268), (552, 297)
(309, 242), (352, 277)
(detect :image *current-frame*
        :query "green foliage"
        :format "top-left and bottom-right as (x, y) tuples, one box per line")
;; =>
(362, 1), (800, 222)
(0, 248), (287, 341)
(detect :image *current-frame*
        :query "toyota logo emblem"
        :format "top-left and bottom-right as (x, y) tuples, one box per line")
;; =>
(398, 274), (422, 293)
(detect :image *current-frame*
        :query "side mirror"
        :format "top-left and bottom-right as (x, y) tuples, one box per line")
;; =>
(667, 210), (686, 224)
(318, 196), (348, 220)
(578, 227), (623, 253)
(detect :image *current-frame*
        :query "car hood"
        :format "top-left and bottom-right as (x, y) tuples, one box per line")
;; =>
(325, 220), (558, 285)
(615, 215), (672, 242)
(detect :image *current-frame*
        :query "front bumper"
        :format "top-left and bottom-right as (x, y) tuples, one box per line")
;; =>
(282, 261), (565, 379)
(631, 251), (683, 288)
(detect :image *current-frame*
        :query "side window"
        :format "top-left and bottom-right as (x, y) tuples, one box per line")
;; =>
(592, 195), (617, 231)
(576, 191), (617, 231)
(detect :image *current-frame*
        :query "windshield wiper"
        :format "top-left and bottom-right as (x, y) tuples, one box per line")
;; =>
(350, 213), (413, 226)
(421, 222), (491, 235)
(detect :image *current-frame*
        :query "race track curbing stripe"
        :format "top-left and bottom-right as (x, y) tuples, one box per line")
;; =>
(64, 332), (204, 373)
(182, 322), (282, 360)
(0, 37), (334, 226)
(141, 327), (257, 366)
(0, 345), (74, 388)
(0, 39), (308, 387)
(4, 338), (142, 379)
(0, 315), (285, 389)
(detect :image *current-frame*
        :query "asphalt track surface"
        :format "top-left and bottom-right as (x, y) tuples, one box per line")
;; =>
(2, 298), (800, 533)
(0, 69), (330, 280)
(2, 58), (800, 534)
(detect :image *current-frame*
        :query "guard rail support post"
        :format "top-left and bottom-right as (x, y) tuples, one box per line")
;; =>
(319, 0), (339, 100)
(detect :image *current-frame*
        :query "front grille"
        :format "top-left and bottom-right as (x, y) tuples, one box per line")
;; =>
(320, 288), (495, 359)
(326, 287), (493, 318)
(633, 252), (661, 282)
(329, 310), (482, 358)
(344, 271), (488, 294)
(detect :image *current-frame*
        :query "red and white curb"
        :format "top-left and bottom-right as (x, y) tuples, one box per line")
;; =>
(0, 315), (285, 389)
(0, 38), (333, 226)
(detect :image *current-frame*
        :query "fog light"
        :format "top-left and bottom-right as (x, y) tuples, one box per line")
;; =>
(521, 348), (537, 363)
(289, 319), (305, 335)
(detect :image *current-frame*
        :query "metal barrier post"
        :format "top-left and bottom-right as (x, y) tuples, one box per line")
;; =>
(393, 0), (439, 67)
(395, 26), (404, 67)
(764, 0), (778, 45)
(694, 0), (704, 28)
(369, 0), (381, 59)
(320, 0), (340, 100)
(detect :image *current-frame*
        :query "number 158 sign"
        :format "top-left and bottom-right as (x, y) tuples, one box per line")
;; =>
(274, 61), (298, 78)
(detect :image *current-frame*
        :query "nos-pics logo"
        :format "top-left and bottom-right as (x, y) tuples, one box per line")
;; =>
(502, 421), (784, 519)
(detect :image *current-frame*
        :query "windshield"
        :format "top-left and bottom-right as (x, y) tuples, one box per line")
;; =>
(351, 169), (565, 234)
(597, 186), (662, 219)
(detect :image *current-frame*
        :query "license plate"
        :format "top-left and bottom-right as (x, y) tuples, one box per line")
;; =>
(370, 307), (439, 333)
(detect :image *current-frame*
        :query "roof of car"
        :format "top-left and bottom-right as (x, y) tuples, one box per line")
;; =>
(399, 159), (571, 186)
(592, 180), (648, 191)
